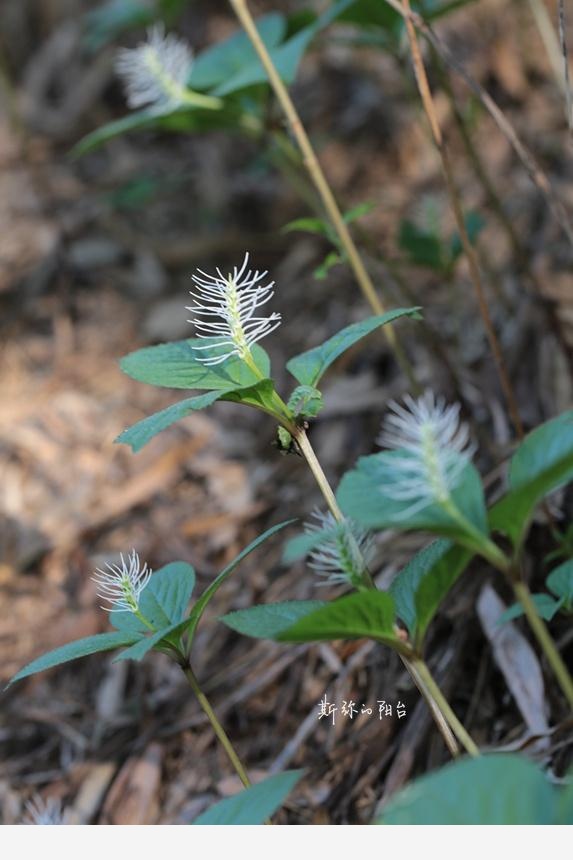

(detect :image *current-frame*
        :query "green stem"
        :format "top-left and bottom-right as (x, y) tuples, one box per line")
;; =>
(401, 656), (460, 757)
(182, 663), (253, 788)
(513, 581), (573, 710)
(412, 659), (480, 757)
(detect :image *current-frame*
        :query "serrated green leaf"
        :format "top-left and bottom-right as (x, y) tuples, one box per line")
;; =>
(390, 539), (472, 643)
(287, 385), (323, 418)
(547, 559), (573, 606)
(375, 754), (557, 824)
(489, 410), (573, 546)
(193, 770), (303, 825)
(220, 600), (326, 639)
(117, 390), (224, 452)
(188, 14), (286, 91)
(286, 308), (420, 387)
(139, 562), (196, 628)
(277, 591), (398, 647)
(120, 339), (270, 390)
(338, 451), (488, 545)
(221, 378), (281, 417)
(7, 632), (141, 687)
(498, 594), (564, 625)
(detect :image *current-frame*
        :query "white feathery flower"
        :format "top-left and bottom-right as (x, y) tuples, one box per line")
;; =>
(304, 510), (375, 588)
(186, 251), (282, 366)
(378, 390), (475, 516)
(25, 796), (64, 826)
(92, 549), (152, 613)
(115, 24), (193, 112)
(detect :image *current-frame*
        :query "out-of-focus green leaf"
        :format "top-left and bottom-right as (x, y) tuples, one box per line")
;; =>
(188, 14), (286, 91)
(338, 451), (488, 545)
(376, 754), (559, 824)
(194, 770), (303, 825)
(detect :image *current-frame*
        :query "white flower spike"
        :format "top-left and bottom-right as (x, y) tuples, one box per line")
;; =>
(92, 549), (152, 613)
(304, 510), (374, 588)
(25, 796), (64, 826)
(116, 24), (194, 112)
(186, 251), (282, 366)
(378, 390), (475, 516)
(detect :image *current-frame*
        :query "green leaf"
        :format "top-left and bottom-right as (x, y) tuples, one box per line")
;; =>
(193, 770), (303, 825)
(220, 600), (326, 639)
(188, 14), (286, 91)
(287, 385), (323, 418)
(221, 378), (280, 416)
(498, 594), (564, 625)
(84, 0), (154, 51)
(490, 410), (573, 546)
(281, 216), (333, 240)
(212, 0), (354, 96)
(286, 308), (420, 386)
(120, 339), (270, 390)
(313, 251), (342, 280)
(117, 390), (224, 452)
(139, 561), (196, 628)
(375, 754), (558, 824)
(277, 591), (398, 647)
(399, 220), (445, 271)
(338, 451), (488, 544)
(390, 540), (472, 644)
(7, 632), (140, 687)
(113, 619), (185, 662)
(547, 559), (573, 607)
(72, 105), (234, 158)
(343, 200), (376, 223)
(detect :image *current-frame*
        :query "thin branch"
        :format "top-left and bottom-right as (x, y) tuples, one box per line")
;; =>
(558, 0), (573, 134)
(400, 0), (524, 438)
(383, 0), (573, 247)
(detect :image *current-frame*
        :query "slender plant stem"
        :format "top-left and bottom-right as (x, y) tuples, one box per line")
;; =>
(412, 659), (480, 757)
(292, 426), (343, 524)
(182, 663), (252, 788)
(292, 424), (478, 756)
(227, 0), (419, 393)
(512, 581), (573, 710)
(401, 655), (459, 757)
(401, 0), (523, 438)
